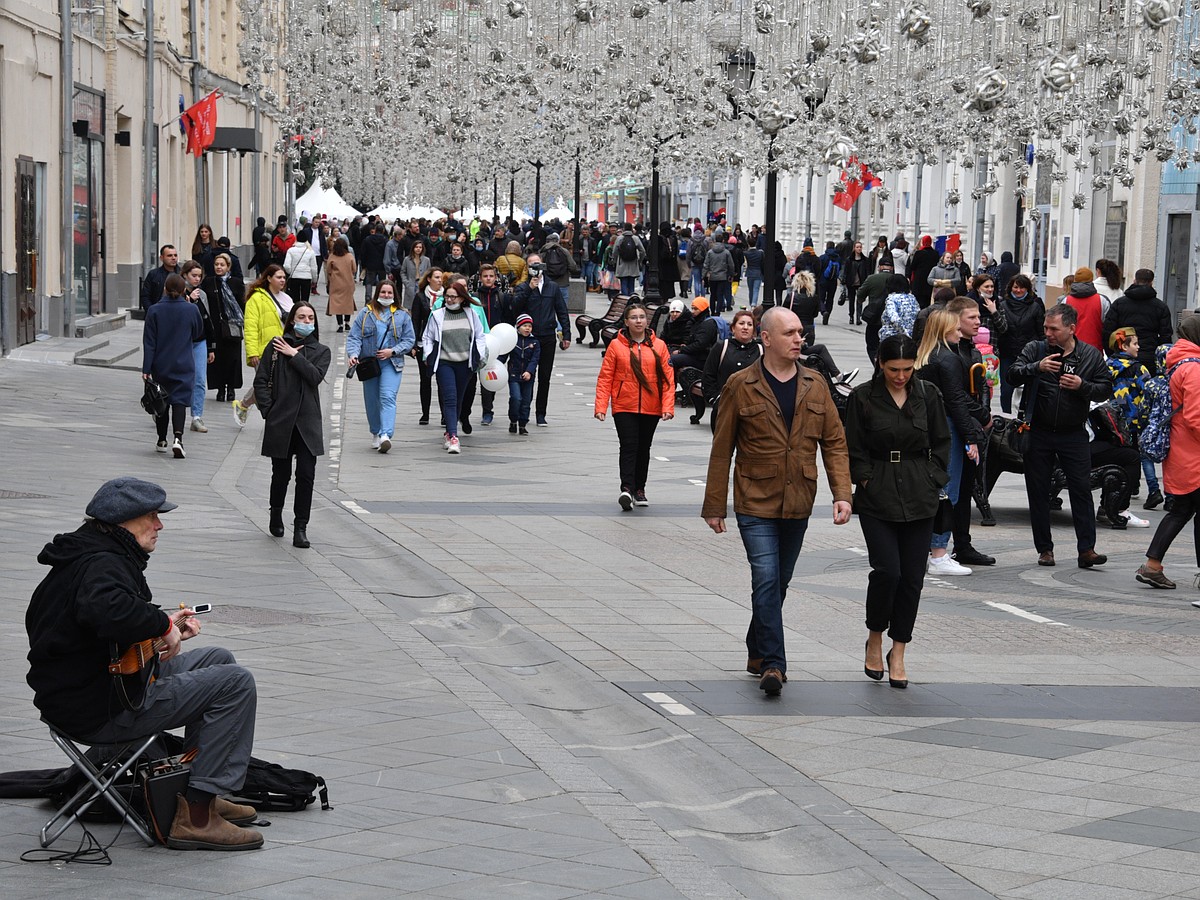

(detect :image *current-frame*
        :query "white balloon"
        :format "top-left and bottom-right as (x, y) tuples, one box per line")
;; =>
(478, 359), (509, 395)
(486, 323), (518, 356)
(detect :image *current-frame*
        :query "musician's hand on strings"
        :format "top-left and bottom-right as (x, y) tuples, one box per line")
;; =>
(159, 620), (183, 661)
(171, 608), (202, 641)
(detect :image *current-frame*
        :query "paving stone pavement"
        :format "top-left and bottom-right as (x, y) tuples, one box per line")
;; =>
(0, 292), (1198, 899)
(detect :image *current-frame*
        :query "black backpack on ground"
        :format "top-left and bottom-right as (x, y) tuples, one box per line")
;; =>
(618, 235), (639, 262)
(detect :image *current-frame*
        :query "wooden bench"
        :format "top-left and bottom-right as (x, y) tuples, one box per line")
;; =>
(575, 294), (631, 347)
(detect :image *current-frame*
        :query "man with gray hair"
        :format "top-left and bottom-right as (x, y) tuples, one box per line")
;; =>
(703, 308), (853, 697)
(26, 477), (262, 851)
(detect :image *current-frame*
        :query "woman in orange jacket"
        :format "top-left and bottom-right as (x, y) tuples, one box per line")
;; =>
(595, 303), (675, 511)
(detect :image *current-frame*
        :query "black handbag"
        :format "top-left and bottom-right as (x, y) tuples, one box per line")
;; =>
(354, 355), (381, 381)
(220, 320), (243, 341)
(140, 377), (169, 417)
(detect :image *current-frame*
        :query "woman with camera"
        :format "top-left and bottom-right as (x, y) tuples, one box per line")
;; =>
(202, 252), (245, 403)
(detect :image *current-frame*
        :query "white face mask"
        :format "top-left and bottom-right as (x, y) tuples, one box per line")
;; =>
(445, 301), (462, 311)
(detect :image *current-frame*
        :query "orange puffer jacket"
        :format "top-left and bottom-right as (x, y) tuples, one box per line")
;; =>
(595, 330), (676, 417)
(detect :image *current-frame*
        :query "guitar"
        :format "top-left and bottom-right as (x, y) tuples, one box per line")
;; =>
(107, 604), (210, 676)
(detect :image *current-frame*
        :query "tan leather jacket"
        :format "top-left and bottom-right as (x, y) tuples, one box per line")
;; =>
(702, 360), (852, 520)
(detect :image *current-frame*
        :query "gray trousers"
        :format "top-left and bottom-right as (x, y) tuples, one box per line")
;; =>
(82, 646), (256, 796)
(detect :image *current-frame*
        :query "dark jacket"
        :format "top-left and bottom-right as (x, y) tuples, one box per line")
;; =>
(142, 296), (204, 405)
(507, 333), (541, 380)
(845, 377), (951, 522)
(1006, 338), (1113, 433)
(679, 311), (720, 360)
(919, 345), (987, 444)
(359, 232), (389, 274)
(907, 246), (940, 304)
(994, 291), (1045, 360)
(703, 243), (736, 282)
(702, 337), (762, 404)
(857, 271), (892, 323)
(843, 254), (872, 289)
(1102, 283), (1173, 369)
(660, 309), (694, 348)
(511, 277), (570, 339)
(475, 285), (512, 328)
(255, 332), (331, 458)
(994, 252), (1020, 299)
(817, 248), (841, 284)
(202, 273), (246, 340)
(26, 522), (171, 736)
(140, 264), (179, 310)
(743, 247), (764, 277)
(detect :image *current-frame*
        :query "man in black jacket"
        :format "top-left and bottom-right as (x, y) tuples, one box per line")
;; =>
(1007, 304), (1113, 568)
(140, 244), (180, 310)
(358, 223), (389, 304)
(1101, 269), (1173, 370)
(26, 478), (262, 851)
(511, 255), (570, 426)
(947, 298), (996, 568)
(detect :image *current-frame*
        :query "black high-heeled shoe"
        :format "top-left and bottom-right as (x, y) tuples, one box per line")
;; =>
(864, 639), (883, 681)
(885, 650), (908, 689)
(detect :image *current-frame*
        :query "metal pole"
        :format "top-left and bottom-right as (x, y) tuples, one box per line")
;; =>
(762, 136), (778, 305)
(974, 150), (988, 264)
(60, 0), (76, 330)
(533, 160), (542, 225)
(250, 90), (259, 239)
(187, 0), (206, 224)
(142, 0), (156, 272)
(573, 149), (581, 242)
(913, 151), (925, 239)
(644, 148), (662, 304)
(492, 174), (497, 222)
(509, 171), (515, 226)
(805, 164), (814, 240)
(474, 186), (478, 216)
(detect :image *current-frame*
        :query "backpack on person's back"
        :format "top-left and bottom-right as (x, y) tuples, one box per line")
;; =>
(821, 255), (841, 283)
(617, 235), (639, 262)
(1141, 357), (1200, 462)
(544, 244), (569, 279)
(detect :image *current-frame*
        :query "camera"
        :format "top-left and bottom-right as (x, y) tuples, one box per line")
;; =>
(528, 262), (546, 274)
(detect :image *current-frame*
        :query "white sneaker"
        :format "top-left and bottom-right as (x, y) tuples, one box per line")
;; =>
(371, 434), (381, 450)
(171, 437), (186, 459)
(378, 436), (391, 454)
(447, 436), (460, 454)
(927, 554), (971, 576)
(155, 439), (168, 453)
(443, 432), (452, 450)
(190, 417), (207, 433)
(1120, 511), (1150, 528)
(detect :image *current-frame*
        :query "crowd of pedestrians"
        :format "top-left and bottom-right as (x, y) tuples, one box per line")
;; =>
(139, 212), (1199, 695)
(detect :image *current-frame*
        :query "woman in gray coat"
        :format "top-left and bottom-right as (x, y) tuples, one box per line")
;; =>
(401, 240), (431, 309)
(254, 300), (331, 548)
(927, 252), (964, 296)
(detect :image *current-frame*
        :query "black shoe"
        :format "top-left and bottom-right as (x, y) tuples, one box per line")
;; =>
(953, 546), (996, 566)
(293, 525), (310, 549)
(518, 425), (529, 435)
(509, 422), (518, 433)
(460, 418), (472, 435)
(619, 490), (634, 512)
(689, 414), (701, 425)
(864, 639), (883, 681)
(269, 508), (284, 538)
(1144, 490), (1164, 510)
(885, 650), (908, 689)
(1164, 495), (1176, 512)
(633, 490), (649, 507)
(419, 415), (429, 425)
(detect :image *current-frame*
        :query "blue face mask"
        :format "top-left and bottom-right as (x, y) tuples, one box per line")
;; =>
(293, 322), (315, 337)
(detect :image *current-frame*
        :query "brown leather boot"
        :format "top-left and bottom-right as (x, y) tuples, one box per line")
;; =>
(214, 797), (258, 826)
(167, 796), (264, 850)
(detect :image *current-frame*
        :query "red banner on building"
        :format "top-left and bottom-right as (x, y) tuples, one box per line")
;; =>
(183, 93), (219, 157)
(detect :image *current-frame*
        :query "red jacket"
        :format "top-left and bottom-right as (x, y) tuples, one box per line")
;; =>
(595, 330), (675, 417)
(1065, 288), (1103, 351)
(1164, 339), (1200, 495)
(271, 233), (296, 260)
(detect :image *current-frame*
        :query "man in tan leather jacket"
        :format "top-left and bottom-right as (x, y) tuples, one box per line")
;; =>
(703, 307), (853, 697)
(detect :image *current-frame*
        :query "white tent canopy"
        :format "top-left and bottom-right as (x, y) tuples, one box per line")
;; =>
(294, 178), (361, 222)
(540, 202), (575, 223)
(368, 203), (444, 222)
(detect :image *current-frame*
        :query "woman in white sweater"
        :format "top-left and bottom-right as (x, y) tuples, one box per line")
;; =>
(283, 240), (318, 307)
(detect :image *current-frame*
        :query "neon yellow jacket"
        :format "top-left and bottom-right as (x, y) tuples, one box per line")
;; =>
(244, 287), (285, 363)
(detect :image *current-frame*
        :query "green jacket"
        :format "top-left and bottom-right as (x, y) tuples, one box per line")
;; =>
(845, 377), (951, 521)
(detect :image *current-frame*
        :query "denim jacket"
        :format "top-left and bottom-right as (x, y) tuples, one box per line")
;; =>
(347, 306), (416, 372)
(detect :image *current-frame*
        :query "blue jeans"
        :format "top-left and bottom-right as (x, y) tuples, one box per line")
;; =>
(745, 276), (761, 307)
(508, 376), (534, 424)
(735, 513), (809, 673)
(932, 420), (964, 549)
(435, 360), (472, 438)
(582, 260), (597, 287)
(1141, 453), (1160, 494)
(691, 268), (705, 298)
(363, 363), (402, 438)
(620, 275), (637, 296)
(191, 342), (207, 418)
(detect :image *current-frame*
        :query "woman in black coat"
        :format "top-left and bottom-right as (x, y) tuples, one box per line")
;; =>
(656, 223), (678, 302)
(254, 300), (331, 549)
(659, 300), (693, 351)
(701, 310), (761, 430)
(990, 274), (1044, 413)
(202, 252), (245, 401)
(143, 273), (203, 458)
(846, 334), (950, 688)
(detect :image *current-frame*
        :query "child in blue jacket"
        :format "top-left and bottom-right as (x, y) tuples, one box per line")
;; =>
(508, 314), (541, 435)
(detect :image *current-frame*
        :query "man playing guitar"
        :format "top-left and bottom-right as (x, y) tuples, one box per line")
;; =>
(26, 477), (262, 851)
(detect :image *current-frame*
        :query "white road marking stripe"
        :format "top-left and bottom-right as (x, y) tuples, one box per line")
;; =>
(342, 500), (369, 515)
(985, 601), (1068, 626)
(641, 692), (696, 716)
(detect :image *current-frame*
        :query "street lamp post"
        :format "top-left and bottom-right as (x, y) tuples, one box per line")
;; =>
(532, 159), (543, 225)
(573, 148), (582, 258)
(509, 169), (517, 227)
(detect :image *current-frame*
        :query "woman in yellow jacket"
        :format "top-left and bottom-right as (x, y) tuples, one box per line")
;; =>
(233, 264), (290, 426)
(594, 303), (675, 511)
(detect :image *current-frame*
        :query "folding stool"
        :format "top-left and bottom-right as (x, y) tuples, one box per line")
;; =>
(39, 718), (158, 848)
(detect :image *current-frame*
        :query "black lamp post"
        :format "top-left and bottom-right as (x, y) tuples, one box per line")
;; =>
(573, 148), (582, 259)
(532, 159), (543, 225)
(802, 66), (831, 241)
(509, 169), (517, 228)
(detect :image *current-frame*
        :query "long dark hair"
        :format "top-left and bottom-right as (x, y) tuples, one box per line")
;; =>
(283, 300), (318, 340)
(623, 303), (668, 396)
(870, 334), (920, 420)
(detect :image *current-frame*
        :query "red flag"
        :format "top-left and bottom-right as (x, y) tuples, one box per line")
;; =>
(833, 163), (864, 210)
(182, 93), (218, 157)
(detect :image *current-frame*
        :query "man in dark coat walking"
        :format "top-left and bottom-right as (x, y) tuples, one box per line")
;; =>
(143, 273), (203, 457)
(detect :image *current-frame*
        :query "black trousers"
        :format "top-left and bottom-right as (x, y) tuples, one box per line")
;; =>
(458, 373), (494, 421)
(270, 429), (316, 526)
(865, 320), (881, 363)
(1024, 428), (1095, 554)
(535, 335), (557, 418)
(1147, 485), (1200, 566)
(859, 513), (934, 644)
(953, 453), (978, 550)
(156, 403), (186, 441)
(612, 412), (659, 492)
(287, 278), (311, 307)
(416, 354), (433, 419)
(817, 279), (838, 315)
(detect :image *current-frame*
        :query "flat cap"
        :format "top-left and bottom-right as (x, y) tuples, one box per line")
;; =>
(85, 477), (177, 523)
